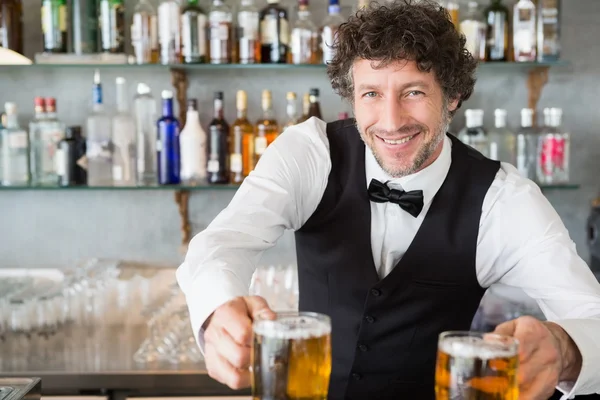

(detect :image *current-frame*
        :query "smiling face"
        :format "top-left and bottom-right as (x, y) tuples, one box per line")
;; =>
(353, 59), (458, 178)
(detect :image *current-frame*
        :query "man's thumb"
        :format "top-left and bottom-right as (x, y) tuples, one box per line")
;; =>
(244, 295), (276, 321)
(492, 319), (517, 336)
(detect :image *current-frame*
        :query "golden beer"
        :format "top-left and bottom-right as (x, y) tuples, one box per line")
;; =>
(435, 331), (519, 400)
(251, 312), (332, 400)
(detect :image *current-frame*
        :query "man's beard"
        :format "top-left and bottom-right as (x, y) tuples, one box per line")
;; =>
(356, 107), (450, 178)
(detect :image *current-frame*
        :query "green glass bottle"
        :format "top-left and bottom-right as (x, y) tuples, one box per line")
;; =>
(484, 0), (509, 62)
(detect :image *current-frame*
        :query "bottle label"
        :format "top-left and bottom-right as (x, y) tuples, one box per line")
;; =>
(230, 153), (242, 173)
(8, 131), (27, 149)
(59, 4), (67, 32)
(158, 2), (181, 62)
(279, 18), (289, 46)
(156, 139), (163, 152)
(207, 159), (219, 173)
(182, 13), (208, 58)
(55, 148), (66, 176)
(260, 15), (277, 44)
(113, 165), (123, 181)
(238, 11), (258, 40)
(87, 140), (112, 160)
(255, 136), (267, 155)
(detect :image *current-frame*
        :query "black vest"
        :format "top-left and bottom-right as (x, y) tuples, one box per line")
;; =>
(294, 119), (500, 400)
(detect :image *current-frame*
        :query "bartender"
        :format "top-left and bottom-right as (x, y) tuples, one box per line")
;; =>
(176, 0), (600, 399)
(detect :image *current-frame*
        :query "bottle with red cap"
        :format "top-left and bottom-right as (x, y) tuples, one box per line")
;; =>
(29, 96), (65, 185)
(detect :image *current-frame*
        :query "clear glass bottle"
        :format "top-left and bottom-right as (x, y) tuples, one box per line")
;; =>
(283, 91), (298, 130)
(537, 0), (560, 62)
(484, 0), (509, 62)
(259, 0), (289, 63)
(321, 0), (344, 64)
(513, 0), (536, 62)
(236, 0), (260, 64)
(537, 107), (569, 184)
(231, 90), (254, 180)
(488, 108), (516, 164)
(458, 109), (488, 157)
(112, 77), (136, 186)
(132, 0), (159, 64)
(515, 108), (538, 180)
(158, 0), (182, 64)
(86, 70), (113, 186)
(69, 0), (98, 54)
(180, 98), (207, 185)
(134, 83), (158, 185)
(181, 0), (207, 64)
(30, 97), (64, 185)
(459, 2), (486, 61)
(208, 0), (232, 64)
(1, 102), (29, 186)
(290, 0), (319, 64)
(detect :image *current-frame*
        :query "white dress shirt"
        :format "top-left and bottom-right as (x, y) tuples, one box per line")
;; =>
(177, 117), (600, 399)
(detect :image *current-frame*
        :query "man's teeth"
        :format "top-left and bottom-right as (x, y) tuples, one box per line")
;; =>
(382, 135), (416, 145)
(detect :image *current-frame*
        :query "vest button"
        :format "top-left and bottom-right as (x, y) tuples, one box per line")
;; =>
(365, 315), (375, 323)
(370, 288), (382, 297)
(358, 343), (369, 352)
(352, 372), (362, 381)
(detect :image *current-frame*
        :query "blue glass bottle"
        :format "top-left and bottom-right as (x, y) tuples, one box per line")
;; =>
(157, 90), (181, 185)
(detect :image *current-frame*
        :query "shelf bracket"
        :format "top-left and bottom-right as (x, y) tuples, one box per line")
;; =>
(170, 68), (189, 126)
(174, 190), (192, 255)
(527, 66), (549, 126)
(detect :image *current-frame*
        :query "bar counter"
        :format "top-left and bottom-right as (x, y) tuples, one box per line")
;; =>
(0, 328), (250, 397)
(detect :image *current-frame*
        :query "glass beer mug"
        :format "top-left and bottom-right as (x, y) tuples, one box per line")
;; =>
(251, 311), (332, 400)
(435, 331), (519, 400)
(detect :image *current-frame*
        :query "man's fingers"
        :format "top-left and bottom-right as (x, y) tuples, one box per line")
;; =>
(212, 299), (254, 346)
(205, 343), (251, 390)
(493, 319), (516, 336)
(215, 326), (252, 369)
(245, 295), (276, 320)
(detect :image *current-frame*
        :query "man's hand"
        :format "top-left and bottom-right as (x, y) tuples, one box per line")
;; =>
(203, 296), (276, 390)
(494, 316), (583, 400)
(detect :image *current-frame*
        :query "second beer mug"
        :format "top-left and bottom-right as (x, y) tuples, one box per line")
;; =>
(435, 331), (519, 400)
(251, 311), (332, 400)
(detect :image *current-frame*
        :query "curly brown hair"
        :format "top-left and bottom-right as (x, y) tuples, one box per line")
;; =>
(327, 0), (477, 114)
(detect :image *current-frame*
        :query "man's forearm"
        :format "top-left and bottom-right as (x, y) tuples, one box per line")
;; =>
(545, 321), (583, 382)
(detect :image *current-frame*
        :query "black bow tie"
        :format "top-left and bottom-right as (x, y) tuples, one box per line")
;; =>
(367, 179), (424, 218)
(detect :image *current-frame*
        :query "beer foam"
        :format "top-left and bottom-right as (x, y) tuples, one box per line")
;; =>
(440, 337), (517, 360)
(254, 314), (331, 340)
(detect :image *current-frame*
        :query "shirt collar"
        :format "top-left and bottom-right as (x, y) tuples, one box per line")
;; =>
(365, 135), (452, 207)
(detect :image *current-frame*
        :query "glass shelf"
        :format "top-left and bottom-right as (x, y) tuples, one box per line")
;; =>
(0, 183), (579, 191)
(0, 61), (570, 71)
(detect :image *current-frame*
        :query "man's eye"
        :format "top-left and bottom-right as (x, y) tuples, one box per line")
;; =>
(363, 92), (377, 98)
(407, 90), (424, 97)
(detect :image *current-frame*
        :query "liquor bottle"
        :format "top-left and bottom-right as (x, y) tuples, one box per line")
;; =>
(515, 108), (538, 180)
(99, 0), (125, 53)
(180, 98), (207, 184)
(290, 0), (319, 64)
(484, 0), (509, 62)
(132, 0), (159, 63)
(458, 109), (488, 157)
(236, 0), (260, 64)
(57, 126), (87, 186)
(232, 90), (253, 180)
(298, 92), (310, 122)
(86, 70), (113, 186)
(513, 0), (536, 62)
(487, 109), (516, 164)
(0, 0), (23, 54)
(181, 0), (207, 64)
(283, 91), (298, 130)
(321, 0), (344, 64)
(537, 0), (560, 62)
(112, 77), (136, 186)
(253, 89), (278, 166)
(30, 97), (65, 185)
(157, 90), (181, 185)
(307, 88), (322, 119)
(207, 92), (230, 184)
(1, 102), (29, 186)
(460, 2), (486, 61)
(134, 83), (158, 185)
(259, 0), (289, 64)
(444, 1), (459, 28)
(41, 0), (67, 53)
(69, 0), (98, 54)
(208, 0), (232, 64)
(158, 0), (182, 64)
(537, 107), (569, 184)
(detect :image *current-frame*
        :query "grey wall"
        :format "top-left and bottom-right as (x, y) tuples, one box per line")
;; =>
(0, 0), (598, 269)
